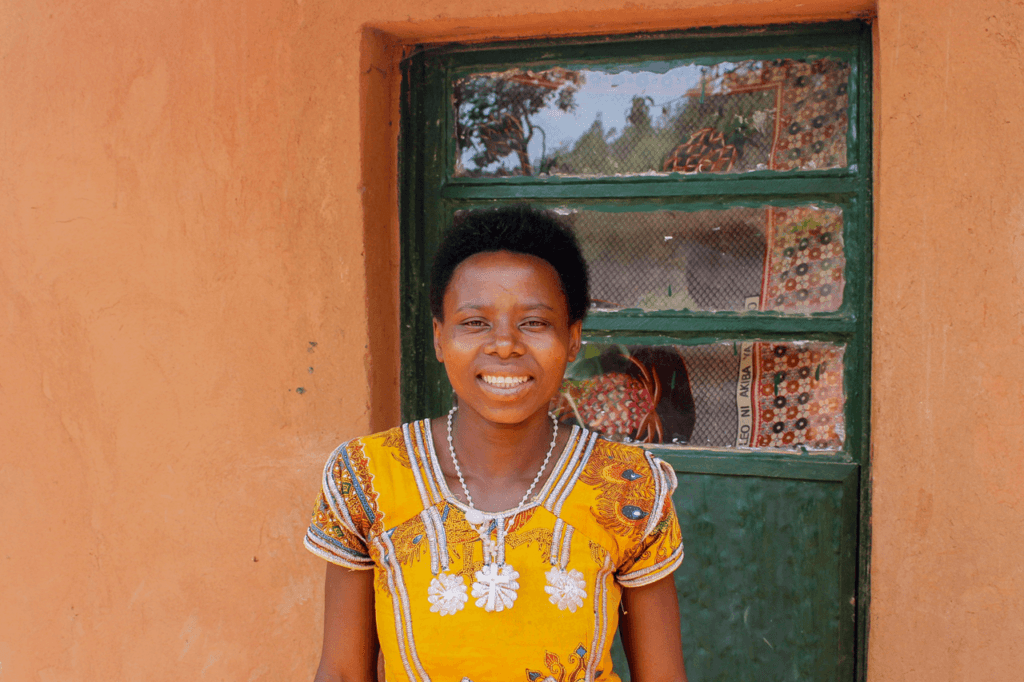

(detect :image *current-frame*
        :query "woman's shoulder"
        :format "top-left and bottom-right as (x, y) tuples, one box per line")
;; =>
(340, 424), (407, 458)
(565, 434), (677, 541)
(322, 420), (445, 528)
(579, 436), (669, 486)
(330, 420), (432, 469)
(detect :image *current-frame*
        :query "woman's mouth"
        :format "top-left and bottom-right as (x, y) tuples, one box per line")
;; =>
(479, 374), (532, 390)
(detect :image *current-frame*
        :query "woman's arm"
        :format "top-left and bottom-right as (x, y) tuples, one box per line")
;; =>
(313, 562), (379, 682)
(619, 575), (688, 682)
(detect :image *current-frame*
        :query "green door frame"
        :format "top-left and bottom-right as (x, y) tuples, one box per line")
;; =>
(399, 21), (872, 681)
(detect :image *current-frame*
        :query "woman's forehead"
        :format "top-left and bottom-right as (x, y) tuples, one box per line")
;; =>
(444, 251), (567, 309)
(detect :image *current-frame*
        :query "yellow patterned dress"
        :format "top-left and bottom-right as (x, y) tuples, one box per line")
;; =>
(304, 421), (683, 682)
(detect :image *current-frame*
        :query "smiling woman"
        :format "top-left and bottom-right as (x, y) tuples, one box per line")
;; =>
(432, 249), (580, 422)
(306, 206), (687, 682)
(430, 217), (584, 428)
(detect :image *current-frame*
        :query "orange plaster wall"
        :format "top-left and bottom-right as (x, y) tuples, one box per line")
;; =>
(1, 0), (1023, 680)
(0, 2), (377, 679)
(870, 0), (1024, 679)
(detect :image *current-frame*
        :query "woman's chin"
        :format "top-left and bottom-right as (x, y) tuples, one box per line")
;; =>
(453, 399), (552, 429)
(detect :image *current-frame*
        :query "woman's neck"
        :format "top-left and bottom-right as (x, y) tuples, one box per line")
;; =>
(456, 405), (555, 478)
(429, 405), (570, 512)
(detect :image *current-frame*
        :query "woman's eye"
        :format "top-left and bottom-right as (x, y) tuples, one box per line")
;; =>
(522, 319), (549, 328)
(463, 320), (487, 328)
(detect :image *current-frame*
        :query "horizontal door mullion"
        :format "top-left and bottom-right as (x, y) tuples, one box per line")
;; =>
(650, 450), (859, 481)
(582, 313), (856, 335)
(441, 175), (861, 202)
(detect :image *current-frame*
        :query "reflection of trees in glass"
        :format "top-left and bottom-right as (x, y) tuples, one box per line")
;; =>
(549, 63), (778, 175)
(455, 61), (803, 176)
(454, 68), (583, 176)
(546, 95), (680, 175)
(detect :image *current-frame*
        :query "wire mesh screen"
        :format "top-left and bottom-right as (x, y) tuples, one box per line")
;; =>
(568, 208), (765, 312)
(453, 58), (849, 178)
(553, 340), (845, 452)
(561, 205), (845, 313)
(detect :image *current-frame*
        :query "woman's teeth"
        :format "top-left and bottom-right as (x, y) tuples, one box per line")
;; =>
(481, 375), (529, 388)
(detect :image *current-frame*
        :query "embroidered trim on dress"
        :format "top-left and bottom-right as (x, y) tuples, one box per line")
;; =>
(413, 421), (443, 504)
(304, 525), (373, 569)
(560, 525), (575, 568)
(403, 423), (435, 509)
(336, 443), (377, 527)
(585, 554), (615, 681)
(322, 444), (373, 544)
(495, 517), (508, 566)
(539, 429), (585, 511)
(426, 506), (449, 571)
(421, 418), (449, 495)
(548, 518), (564, 565)
(373, 535), (419, 681)
(419, 510), (440, 575)
(616, 543), (685, 588)
(537, 428), (584, 508)
(377, 533), (432, 682)
(641, 451), (666, 538)
(547, 431), (600, 517)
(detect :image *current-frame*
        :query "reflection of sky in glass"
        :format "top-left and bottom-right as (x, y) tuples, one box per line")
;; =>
(458, 64), (707, 175)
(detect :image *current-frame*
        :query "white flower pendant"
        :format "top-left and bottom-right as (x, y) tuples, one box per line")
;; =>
(471, 563), (520, 612)
(544, 567), (587, 613)
(427, 572), (468, 616)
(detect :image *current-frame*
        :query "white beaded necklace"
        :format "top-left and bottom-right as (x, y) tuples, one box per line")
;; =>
(444, 405), (559, 613)
(446, 405), (559, 526)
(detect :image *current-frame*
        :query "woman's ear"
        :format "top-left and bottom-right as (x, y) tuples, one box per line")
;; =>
(568, 320), (583, 359)
(432, 317), (444, 363)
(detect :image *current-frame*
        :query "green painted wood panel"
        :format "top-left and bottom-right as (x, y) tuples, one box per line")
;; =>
(612, 463), (858, 681)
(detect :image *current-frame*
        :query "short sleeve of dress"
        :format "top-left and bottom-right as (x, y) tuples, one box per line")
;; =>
(615, 456), (684, 588)
(303, 441), (375, 570)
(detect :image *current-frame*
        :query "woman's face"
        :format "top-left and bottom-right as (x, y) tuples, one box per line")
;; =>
(433, 250), (582, 428)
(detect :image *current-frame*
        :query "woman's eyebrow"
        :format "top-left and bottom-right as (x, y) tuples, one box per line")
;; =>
(454, 303), (488, 313)
(454, 302), (555, 312)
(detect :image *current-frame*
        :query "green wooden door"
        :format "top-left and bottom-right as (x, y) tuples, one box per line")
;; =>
(400, 22), (871, 681)
(609, 459), (859, 681)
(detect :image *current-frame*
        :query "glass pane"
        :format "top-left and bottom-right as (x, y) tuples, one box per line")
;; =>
(552, 340), (845, 451)
(566, 205), (845, 313)
(453, 58), (850, 177)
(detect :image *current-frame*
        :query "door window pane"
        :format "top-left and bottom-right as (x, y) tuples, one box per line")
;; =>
(554, 340), (846, 451)
(567, 205), (846, 313)
(453, 58), (850, 177)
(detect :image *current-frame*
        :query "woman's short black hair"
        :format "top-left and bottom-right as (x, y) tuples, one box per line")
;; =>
(429, 205), (590, 324)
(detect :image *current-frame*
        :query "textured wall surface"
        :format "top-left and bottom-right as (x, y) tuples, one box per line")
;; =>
(870, 1), (1024, 679)
(2, 0), (1022, 680)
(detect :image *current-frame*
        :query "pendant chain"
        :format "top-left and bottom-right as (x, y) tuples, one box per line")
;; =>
(446, 405), (559, 519)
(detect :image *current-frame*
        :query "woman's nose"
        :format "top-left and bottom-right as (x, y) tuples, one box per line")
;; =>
(487, 322), (524, 357)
